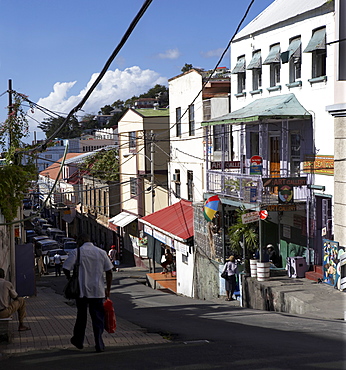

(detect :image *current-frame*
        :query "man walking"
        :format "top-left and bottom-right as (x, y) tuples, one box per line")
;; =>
(63, 234), (113, 352)
(0, 268), (30, 331)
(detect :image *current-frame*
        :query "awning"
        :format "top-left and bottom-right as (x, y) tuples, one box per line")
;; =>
(139, 199), (194, 243)
(231, 56), (246, 74)
(202, 93), (311, 126)
(263, 44), (281, 64)
(109, 212), (137, 228)
(304, 28), (326, 53)
(247, 51), (262, 69)
(281, 38), (301, 63)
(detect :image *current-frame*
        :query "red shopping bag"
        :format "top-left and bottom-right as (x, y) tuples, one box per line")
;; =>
(104, 298), (116, 333)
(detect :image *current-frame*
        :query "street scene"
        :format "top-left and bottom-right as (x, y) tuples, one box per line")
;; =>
(0, 0), (346, 369)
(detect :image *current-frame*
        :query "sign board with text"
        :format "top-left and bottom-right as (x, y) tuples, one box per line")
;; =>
(242, 211), (260, 224)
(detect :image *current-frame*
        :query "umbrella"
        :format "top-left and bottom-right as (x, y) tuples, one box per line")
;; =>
(203, 195), (220, 221)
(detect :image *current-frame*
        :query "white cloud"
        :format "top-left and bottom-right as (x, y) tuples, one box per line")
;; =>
(201, 48), (225, 58)
(156, 48), (181, 60)
(29, 66), (167, 137)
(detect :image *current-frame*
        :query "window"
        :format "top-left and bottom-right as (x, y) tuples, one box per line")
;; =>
(232, 56), (246, 94)
(174, 169), (181, 198)
(263, 44), (281, 87)
(247, 50), (262, 91)
(130, 177), (137, 196)
(250, 132), (259, 157)
(290, 132), (301, 176)
(284, 37), (301, 83)
(129, 131), (136, 149)
(188, 104), (195, 136)
(187, 170), (193, 201)
(213, 125), (229, 152)
(304, 27), (326, 79)
(203, 100), (211, 121)
(182, 253), (188, 265)
(176, 107), (182, 137)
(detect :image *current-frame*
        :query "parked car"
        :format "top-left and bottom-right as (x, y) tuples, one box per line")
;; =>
(25, 230), (37, 243)
(32, 235), (49, 248)
(47, 249), (68, 266)
(22, 199), (32, 210)
(36, 239), (60, 255)
(63, 241), (77, 254)
(58, 237), (75, 248)
(46, 227), (65, 240)
(38, 223), (53, 235)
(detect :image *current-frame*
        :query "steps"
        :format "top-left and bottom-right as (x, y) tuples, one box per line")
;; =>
(305, 265), (323, 282)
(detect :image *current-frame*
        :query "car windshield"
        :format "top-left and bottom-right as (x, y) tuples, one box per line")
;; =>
(64, 242), (77, 249)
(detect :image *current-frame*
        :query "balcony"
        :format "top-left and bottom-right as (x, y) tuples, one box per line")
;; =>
(206, 170), (310, 205)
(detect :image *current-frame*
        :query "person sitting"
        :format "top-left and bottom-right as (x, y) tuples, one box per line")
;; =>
(267, 244), (282, 268)
(161, 249), (174, 274)
(0, 268), (30, 331)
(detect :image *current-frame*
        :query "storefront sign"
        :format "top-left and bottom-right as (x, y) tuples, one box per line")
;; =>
(143, 224), (152, 236)
(153, 229), (166, 244)
(266, 204), (297, 212)
(210, 161), (241, 170)
(242, 211), (260, 224)
(303, 155), (334, 175)
(250, 155), (263, 175)
(262, 177), (307, 187)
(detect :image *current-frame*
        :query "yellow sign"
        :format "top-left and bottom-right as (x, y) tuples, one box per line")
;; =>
(303, 155), (334, 175)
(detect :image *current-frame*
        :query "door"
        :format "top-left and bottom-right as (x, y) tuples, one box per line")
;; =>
(15, 243), (36, 296)
(270, 136), (280, 177)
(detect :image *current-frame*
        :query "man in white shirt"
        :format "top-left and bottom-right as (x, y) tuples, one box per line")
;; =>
(63, 234), (113, 352)
(0, 268), (30, 331)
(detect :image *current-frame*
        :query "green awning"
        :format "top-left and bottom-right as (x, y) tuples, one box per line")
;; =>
(263, 44), (281, 64)
(202, 93), (311, 126)
(231, 56), (246, 74)
(247, 51), (262, 70)
(304, 28), (326, 52)
(281, 38), (301, 63)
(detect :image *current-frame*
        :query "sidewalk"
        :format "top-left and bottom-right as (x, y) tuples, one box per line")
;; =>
(0, 283), (168, 358)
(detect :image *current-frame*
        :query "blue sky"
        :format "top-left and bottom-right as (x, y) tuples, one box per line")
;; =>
(0, 0), (274, 142)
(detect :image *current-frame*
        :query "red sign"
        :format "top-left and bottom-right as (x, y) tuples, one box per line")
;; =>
(250, 155), (263, 165)
(259, 210), (268, 220)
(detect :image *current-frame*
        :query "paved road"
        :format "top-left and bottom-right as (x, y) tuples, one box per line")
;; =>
(1, 268), (345, 369)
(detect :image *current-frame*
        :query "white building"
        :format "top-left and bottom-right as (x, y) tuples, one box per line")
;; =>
(203, 0), (336, 268)
(168, 69), (230, 204)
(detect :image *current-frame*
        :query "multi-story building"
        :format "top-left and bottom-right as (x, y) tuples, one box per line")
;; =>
(117, 108), (170, 264)
(202, 0), (335, 274)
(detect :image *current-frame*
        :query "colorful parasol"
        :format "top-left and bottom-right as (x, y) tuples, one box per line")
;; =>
(203, 195), (220, 221)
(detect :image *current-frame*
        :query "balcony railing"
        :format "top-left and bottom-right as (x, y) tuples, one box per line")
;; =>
(207, 170), (310, 205)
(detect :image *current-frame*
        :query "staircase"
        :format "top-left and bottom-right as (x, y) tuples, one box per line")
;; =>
(305, 265), (323, 282)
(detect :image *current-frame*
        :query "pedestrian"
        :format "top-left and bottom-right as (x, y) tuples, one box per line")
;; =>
(160, 248), (174, 274)
(108, 245), (120, 272)
(63, 233), (113, 353)
(267, 244), (282, 268)
(53, 252), (62, 277)
(222, 256), (238, 301)
(0, 268), (30, 331)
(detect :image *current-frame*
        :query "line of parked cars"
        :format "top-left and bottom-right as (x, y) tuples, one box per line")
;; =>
(26, 217), (77, 271)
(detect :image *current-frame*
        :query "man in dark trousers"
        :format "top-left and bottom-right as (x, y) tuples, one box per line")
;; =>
(63, 234), (113, 352)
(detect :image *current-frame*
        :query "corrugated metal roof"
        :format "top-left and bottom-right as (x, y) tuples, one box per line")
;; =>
(139, 200), (194, 242)
(202, 93), (311, 126)
(109, 212), (137, 228)
(234, 0), (328, 41)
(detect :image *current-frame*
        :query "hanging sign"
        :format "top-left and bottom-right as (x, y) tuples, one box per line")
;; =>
(250, 155), (263, 175)
(242, 211), (260, 224)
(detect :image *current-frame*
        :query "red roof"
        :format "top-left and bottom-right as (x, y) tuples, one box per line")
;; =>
(139, 200), (194, 241)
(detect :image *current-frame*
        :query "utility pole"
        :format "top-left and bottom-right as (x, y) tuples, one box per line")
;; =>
(8, 79), (13, 149)
(150, 130), (155, 213)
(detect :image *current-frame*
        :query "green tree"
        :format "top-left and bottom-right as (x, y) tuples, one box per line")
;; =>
(228, 205), (258, 258)
(38, 116), (81, 139)
(181, 63), (193, 73)
(0, 92), (37, 221)
(80, 148), (119, 182)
